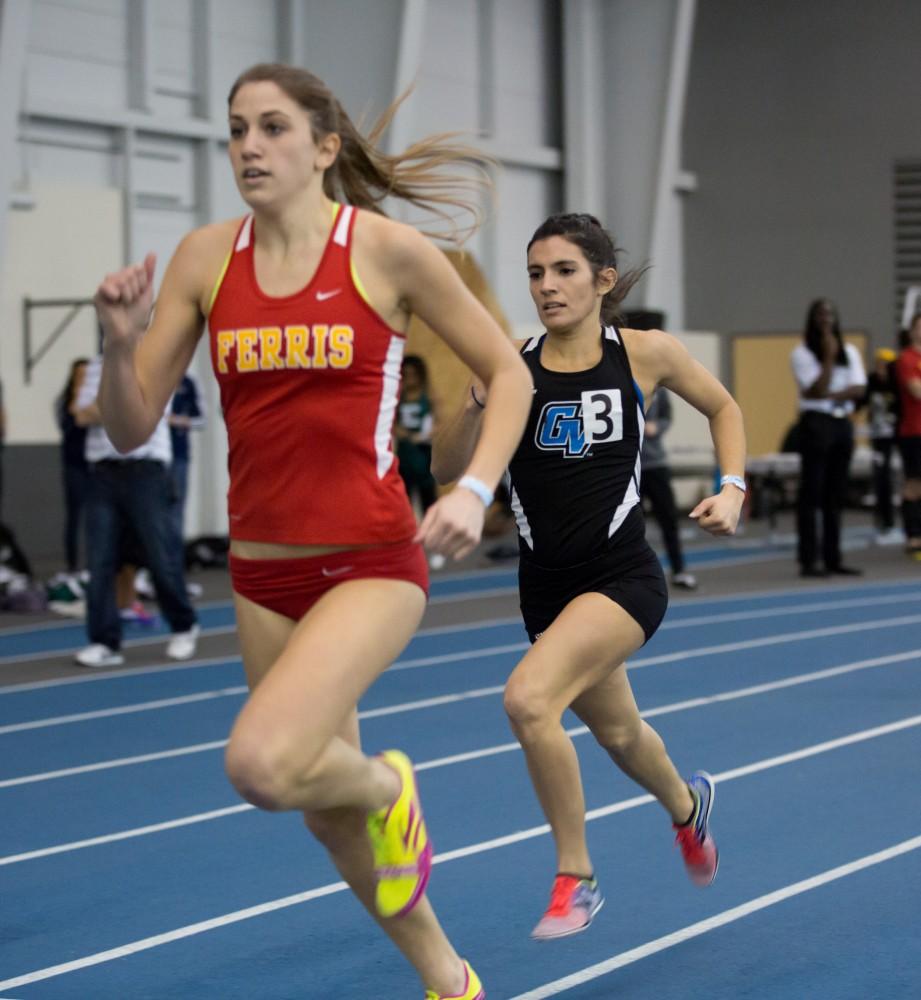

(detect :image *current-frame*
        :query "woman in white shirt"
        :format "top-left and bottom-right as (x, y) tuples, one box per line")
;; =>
(790, 299), (867, 576)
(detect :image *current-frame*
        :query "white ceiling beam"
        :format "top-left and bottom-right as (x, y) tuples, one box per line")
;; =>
(0, 0), (32, 285)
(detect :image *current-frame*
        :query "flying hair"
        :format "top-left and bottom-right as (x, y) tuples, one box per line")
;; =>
(229, 63), (493, 244)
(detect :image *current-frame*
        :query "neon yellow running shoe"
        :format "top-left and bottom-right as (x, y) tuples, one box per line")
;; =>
(424, 961), (485, 1000)
(367, 749), (433, 918)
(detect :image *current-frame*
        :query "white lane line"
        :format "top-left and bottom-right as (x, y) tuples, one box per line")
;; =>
(506, 834), (921, 999)
(3, 648), (919, 792)
(4, 579), (918, 694)
(0, 684), (507, 788)
(643, 573), (921, 608)
(660, 590), (921, 630)
(0, 654), (244, 694)
(390, 612), (921, 673)
(0, 687), (249, 736)
(0, 805), (253, 866)
(0, 600), (233, 639)
(0, 628), (241, 667)
(2, 609), (919, 738)
(0, 741), (231, 789)
(0, 679), (508, 740)
(1, 713), (919, 992)
(429, 585), (517, 604)
(2, 655), (918, 864)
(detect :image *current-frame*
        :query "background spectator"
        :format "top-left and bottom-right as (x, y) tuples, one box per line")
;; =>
(55, 358), (90, 574)
(168, 370), (206, 543)
(895, 312), (921, 556)
(72, 351), (198, 668)
(641, 389), (697, 589)
(395, 355), (443, 569)
(865, 347), (902, 545)
(790, 298), (866, 577)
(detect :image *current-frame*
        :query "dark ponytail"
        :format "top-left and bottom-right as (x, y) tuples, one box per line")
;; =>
(527, 213), (648, 324)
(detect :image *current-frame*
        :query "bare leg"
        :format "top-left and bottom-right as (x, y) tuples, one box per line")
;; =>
(571, 667), (694, 823)
(504, 593), (693, 877)
(305, 713), (467, 995)
(230, 587), (468, 997)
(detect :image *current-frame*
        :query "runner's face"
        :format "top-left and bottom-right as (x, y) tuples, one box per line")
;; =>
(228, 81), (339, 206)
(527, 236), (609, 331)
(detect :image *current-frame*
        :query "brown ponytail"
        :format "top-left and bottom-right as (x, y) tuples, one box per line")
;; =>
(229, 63), (491, 244)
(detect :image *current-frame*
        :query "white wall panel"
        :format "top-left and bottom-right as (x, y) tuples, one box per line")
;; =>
(300, 0), (403, 129)
(153, 0), (194, 88)
(130, 205), (197, 286)
(27, 1), (128, 109)
(20, 120), (119, 188)
(413, 0), (479, 135)
(209, 145), (247, 221)
(211, 0), (279, 106)
(494, 166), (561, 324)
(493, 0), (559, 147)
(1, 185), (121, 444)
(5, 0), (568, 540)
(132, 135), (196, 208)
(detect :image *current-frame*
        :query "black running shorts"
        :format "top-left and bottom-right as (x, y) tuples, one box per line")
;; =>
(518, 544), (668, 645)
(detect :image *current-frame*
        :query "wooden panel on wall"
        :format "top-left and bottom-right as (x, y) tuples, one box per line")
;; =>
(404, 248), (512, 429)
(733, 332), (867, 457)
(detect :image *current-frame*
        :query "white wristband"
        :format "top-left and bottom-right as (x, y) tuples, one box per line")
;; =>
(720, 474), (747, 494)
(457, 474), (494, 507)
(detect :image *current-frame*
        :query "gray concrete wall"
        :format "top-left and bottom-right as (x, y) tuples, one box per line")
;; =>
(683, 0), (921, 344)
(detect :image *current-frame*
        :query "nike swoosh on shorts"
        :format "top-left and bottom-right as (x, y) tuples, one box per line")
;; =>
(321, 565), (354, 577)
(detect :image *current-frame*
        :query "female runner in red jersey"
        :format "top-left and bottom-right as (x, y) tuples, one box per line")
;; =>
(93, 63), (532, 1000)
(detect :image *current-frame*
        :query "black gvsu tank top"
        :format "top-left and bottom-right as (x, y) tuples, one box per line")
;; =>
(506, 326), (648, 568)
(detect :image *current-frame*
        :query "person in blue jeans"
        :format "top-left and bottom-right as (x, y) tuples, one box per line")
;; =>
(73, 353), (199, 668)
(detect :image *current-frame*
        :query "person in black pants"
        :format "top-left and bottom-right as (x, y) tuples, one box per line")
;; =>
(790, 299), (867, 577)
(641, 389), (697, 589)
(55, 358), (90, 573)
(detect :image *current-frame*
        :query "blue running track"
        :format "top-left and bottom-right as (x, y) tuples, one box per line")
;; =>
(1, 574), (919, 999)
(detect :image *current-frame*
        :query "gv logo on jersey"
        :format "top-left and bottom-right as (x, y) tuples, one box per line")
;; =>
(535, 389), (623, 458)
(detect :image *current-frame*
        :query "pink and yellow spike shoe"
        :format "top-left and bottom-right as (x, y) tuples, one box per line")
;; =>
(424, 961), (485, 1000)
(366, 749), (433, 918)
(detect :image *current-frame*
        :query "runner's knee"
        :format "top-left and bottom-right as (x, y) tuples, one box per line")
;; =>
(225, 726), (319, 811)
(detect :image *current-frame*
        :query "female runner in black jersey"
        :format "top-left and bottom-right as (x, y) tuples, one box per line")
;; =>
(433, 213), (746, 940)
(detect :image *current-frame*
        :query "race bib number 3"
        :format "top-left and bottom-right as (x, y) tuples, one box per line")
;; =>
(581, 389), (623, 444)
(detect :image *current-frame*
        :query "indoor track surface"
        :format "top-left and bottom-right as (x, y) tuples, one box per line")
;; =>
(1, 549), (920, 999)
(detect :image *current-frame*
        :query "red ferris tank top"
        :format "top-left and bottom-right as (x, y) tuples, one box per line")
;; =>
(208, 204), (417, 545)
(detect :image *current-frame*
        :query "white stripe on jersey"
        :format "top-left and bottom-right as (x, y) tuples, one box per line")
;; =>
(607, 397), (645, 538)
(509, 485), (534, 550)
(333, 205), (353, 246)
(375, 336), (405, 479)
(235, 215), (253, 251)
(608, 450), (641, 538)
